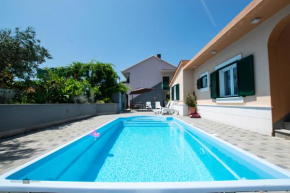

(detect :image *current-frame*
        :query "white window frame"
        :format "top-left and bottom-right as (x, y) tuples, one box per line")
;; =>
(199, 71), (209, 92)
(219, 63), (238, 97)
(213, 54), (244, 103)
(173, 86), (176, 100)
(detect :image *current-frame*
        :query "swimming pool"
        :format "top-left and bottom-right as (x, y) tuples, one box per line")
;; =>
(0, 116), (289, 192)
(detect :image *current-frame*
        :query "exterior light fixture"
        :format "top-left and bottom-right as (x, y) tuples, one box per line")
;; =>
(251, 18), (261, 24)
(211, 50), (217, 54)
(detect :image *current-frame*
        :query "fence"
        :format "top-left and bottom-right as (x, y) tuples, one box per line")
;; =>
(0, 103), (119, 139)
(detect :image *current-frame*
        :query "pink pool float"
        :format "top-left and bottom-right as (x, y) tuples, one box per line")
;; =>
(91, 129), (100, 141)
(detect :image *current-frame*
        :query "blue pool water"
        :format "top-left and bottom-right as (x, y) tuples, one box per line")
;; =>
(6, 116), (290, 182)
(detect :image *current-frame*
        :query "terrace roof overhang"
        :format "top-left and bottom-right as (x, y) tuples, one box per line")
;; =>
(184, 0), (290, 70)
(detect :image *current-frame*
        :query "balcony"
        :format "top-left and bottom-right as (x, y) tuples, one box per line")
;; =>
(162, 82), (170, 90)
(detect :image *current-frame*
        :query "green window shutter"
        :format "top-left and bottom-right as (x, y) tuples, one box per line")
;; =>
(176, 84), (180, 100)
(237, 55), (255, 96)
(210, 71), (219, 99)
(197, 78), (201, 89)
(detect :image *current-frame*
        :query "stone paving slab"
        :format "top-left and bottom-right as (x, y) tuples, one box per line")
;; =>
(0, 111), (289, 193)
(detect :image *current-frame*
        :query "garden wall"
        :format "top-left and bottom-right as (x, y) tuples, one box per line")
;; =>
(0, 103), (119, 139)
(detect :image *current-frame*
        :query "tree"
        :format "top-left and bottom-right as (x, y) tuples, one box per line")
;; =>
(0, 27), (52, 88)
(9, 68), (98, 104)
(38, 60), (129, 101)
(90, 61), (121, 99)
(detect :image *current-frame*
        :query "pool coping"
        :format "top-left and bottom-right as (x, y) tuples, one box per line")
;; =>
(0, 116), (290, 193)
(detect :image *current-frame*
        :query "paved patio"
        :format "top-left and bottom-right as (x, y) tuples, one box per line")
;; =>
(0, 111), (290, 193)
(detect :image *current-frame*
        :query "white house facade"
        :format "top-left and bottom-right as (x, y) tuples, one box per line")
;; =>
(170, 0), (290, 137)
(122, 55), (176, 108)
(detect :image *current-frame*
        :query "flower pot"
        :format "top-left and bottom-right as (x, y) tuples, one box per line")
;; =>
(189, 107), (196, 115)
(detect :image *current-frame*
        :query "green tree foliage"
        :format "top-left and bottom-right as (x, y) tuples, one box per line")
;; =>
(0, 27), (128, 104)
(37, 69), (91, 103)
(43, 60), (129, 100)
(0, 27), (52, 88)
(8, 60), (127, 104)
(9, 69), (97, 104)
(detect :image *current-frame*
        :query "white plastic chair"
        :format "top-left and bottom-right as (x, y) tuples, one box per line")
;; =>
(155, 101), (161, 109)
(165, 101), (171, 108)
(146, 101), (152, 109)
(154, 101), (178, 115)
(153, 101), (171, 114)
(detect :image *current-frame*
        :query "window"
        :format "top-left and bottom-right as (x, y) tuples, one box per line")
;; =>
(162, 76), (170, 90)
(197, 71), (209, 92)
(171, 84), (180, 100)
(219, 63), (238, 97)
(126, 73), (130, 83)
(201, 76), (207, 88)
(163, 76), (170, 83)
(210, 55), (255, 100)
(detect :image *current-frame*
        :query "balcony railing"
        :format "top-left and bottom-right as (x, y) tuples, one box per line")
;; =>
(162, 82), (170, 90)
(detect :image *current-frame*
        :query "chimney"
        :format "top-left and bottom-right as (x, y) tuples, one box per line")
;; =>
(157, 54), (161, 59)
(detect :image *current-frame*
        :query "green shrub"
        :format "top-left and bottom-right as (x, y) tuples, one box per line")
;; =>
(8, 92), (34, 104)
(8, 69), (94, 104)
(38, 61), (128, 101)
(102, 97), (112, 103)
(185, 93), (197, 108)
(96, 100), (105, 104)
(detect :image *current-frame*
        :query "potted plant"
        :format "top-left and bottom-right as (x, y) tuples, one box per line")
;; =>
(185, 93), (197, 114)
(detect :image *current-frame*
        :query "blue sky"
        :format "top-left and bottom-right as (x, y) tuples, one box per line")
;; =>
(1, 0), (252, 80)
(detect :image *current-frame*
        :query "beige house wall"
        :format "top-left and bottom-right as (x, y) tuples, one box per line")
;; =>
(171, 66), (189, 116)
(170, 66), (195, 116)
(183, 69), (195, 100)
(171, 66), (184, 102)
(181, 5), (290, 135)
(193, 7), (288, 107)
